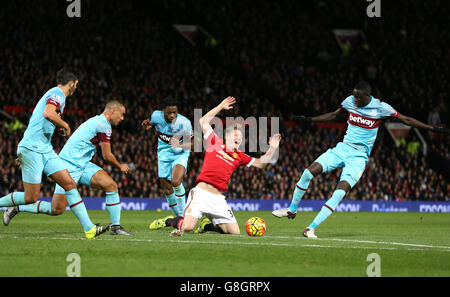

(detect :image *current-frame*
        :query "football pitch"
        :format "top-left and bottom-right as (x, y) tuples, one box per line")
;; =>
(0, 210), (449, 277)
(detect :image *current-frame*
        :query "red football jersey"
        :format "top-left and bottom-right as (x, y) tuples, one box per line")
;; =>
(196, 128), (255, 193)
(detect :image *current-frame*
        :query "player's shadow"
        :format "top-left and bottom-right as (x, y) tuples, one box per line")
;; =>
(321, 232), (366, 238)
(1, 230), (82, 237)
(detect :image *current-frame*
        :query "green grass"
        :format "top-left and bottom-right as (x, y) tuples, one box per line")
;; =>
(0, 210), (449, 276)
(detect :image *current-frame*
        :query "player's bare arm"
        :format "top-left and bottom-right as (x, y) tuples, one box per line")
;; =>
(293, 108), (344, 123)
(199, 96), (236, 134)
(252, 134), (282, 168)
(100, 141), (130, 173)
(397, 114), (450, 133)
(42, 104), (71, 136)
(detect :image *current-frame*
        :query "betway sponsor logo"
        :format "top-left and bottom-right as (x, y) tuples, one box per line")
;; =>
(419, 204), (450, 213)
(157, 131), (173, 144)
(348, 112), (380, 129)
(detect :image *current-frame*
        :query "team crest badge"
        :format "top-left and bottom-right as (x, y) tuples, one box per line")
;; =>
(218, 151), (234, 162)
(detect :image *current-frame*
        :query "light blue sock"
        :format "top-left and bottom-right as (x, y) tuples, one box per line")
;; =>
(165, 192), (180, 216)
(308, 189), (346, 230)
(173, 184), (186, 216)
(289, 169), (314, 213)
(65, 189), (94, 232)
(19, 201), (52, 215)
(105, 191), (121, 226)
(0, 192), (26, 207)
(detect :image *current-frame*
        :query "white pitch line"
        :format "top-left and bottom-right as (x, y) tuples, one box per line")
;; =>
(1, 233), (449, 252)
(0, 234), (406, 251)
(320, 238), (450, 250)
(264, 235), (450, 250)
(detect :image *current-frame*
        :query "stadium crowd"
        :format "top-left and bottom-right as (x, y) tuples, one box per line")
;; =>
(0, 0), (448, 201)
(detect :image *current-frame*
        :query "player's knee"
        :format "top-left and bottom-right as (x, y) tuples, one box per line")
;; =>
(183, 224), (194, 232)
(61, 179), (77, 191)
(182, 220), (195, 232)
(104, 180), (118, 193)
(24, 191), (40, 203)
(217, 223), (240, 235)
(171, 178), (181, 188)
(163, 188), (174, 196)
(336, 180), (351, 193)
(227, 229), (240, 235)
(307, 162), (323, 177)
(51, 206), (66, 216)
(159, 179), (171, 191)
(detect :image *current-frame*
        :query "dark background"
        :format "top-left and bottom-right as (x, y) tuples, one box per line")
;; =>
(0, 0), (448, 201)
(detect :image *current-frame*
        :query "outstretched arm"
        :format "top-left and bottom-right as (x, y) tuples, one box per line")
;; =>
(396, 114), (449, 133)
(252, 134), (282, 169)
(294, 108), (344, 123)
(199, 96), (236, 134)
(397, 114), (433, 131)
(100, 141), (130, 173)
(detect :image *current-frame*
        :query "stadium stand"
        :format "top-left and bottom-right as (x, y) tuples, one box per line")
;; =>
(0, 0), (448, 201)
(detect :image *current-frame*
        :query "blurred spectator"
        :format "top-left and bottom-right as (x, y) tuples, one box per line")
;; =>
(427, 107), (441, 126)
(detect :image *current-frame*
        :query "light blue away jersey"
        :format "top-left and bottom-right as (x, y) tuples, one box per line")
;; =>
(59, 114), (112, 168)
(18, 87), (66, 153)
(151, 110), (193, 161)
(340, 96), (399, 155)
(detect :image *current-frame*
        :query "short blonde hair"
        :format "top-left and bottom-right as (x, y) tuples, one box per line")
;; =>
(104, 100), (124, 111)
(225, 123), (243, 136)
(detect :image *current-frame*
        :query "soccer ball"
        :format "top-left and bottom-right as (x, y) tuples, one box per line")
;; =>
(245, 217), (266, 236)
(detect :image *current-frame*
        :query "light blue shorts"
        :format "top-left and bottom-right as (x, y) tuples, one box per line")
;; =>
(158, 154), (189, 181)
(315, 142), (369, 188)
(54, 161), (103, 194)
(17, 146), (67, 184)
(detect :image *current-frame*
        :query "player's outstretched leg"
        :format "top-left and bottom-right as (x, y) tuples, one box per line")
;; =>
(2, 183), (44, 225)
(3, 200), (53, 226)
(0, 192), (26, 209)
(3, 206), (19, 226)
(51, 170), (108, 239)
(18, 201), (53, 215)
(1, 183), (41, 221)
(90, 169), (132, 235)
(273, 163), (322, 219)
(4, 184), (79, 226)
(304, 181), (350, 238)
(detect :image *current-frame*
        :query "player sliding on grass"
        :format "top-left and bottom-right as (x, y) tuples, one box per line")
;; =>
(3, 101), (132, 236)
(0, 68), (110, 239)
(141, 96), (193, 218)
(272, 81), (450, 238)
(150, 96), (282, 236)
